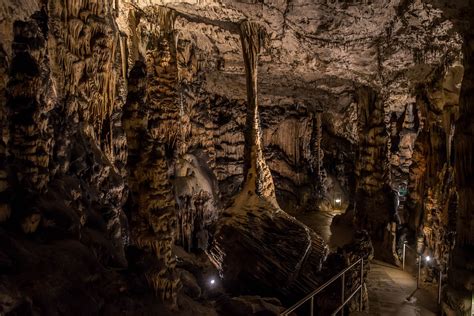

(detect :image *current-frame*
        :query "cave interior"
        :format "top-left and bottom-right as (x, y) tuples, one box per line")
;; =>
(0, 0), (473, 315)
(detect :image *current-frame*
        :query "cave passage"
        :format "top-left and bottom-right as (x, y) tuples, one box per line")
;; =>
(0, 1), (473, 316)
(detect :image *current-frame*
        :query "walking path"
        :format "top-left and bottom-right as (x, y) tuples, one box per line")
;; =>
(353, 260), (439, 316)
(297, 211), (439, 315)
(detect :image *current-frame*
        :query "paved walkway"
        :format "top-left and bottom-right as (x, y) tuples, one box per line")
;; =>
(353, 260), (439, 316)
(297, 212), (439, 315)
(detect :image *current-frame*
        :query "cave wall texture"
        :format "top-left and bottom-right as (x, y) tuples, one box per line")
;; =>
(0, 0), (473, 315)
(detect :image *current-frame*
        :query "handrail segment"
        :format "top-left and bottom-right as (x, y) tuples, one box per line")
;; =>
(402, 241), (416, 271)
(331, 284), (362, 316)
(281, 257), (364, 316)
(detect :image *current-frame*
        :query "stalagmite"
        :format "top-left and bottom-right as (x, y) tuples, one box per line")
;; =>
(207, 20), (329, 303)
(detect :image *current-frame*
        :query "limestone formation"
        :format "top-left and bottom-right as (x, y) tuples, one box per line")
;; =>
(0, 1), (473, 315)
(206, 20), (329, 302)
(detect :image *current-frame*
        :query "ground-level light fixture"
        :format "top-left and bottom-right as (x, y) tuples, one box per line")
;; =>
(333, 196), (342, 209)
(208, 277), (219, 288)
(425, 255), (431, 262)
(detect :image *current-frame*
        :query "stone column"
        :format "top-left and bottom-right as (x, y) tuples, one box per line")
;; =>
(125, 7), (181, 305)
(239, 21), (277, 205)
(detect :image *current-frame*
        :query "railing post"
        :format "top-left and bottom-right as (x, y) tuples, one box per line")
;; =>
(360, 258), (364, 311)
(438, 269), (442, 305)
(341, 272), (345, 316)
(417, 255), (421, 289)
(280, 257), (365, 316)
(402, 242), (406, 271)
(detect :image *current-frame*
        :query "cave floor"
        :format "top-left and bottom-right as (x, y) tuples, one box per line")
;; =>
(353, 260), (439, 316)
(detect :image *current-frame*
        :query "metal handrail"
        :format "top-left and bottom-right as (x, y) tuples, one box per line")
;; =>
(331, 284), (362, 316)
(401, 241), (416, 271)
(281, 257), (364, 316)
(401, 242), (444, 304)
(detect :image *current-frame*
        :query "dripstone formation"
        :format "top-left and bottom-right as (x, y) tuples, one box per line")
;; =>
(0, 1), (473, 315)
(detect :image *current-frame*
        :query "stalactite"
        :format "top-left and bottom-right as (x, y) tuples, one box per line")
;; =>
(49, 0), (122, 142)
(153, 6), (176, 35)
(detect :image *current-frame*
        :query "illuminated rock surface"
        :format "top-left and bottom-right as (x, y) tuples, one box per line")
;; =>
(0, 0), (473, 315)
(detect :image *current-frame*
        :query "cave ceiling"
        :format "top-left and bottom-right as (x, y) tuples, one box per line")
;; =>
(121, 0), (462, 111)
(0, 0), (463, 111)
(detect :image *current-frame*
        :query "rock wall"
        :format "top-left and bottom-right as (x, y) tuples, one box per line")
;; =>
(1, 0), (129, 265)
(355, 86), (392, 241)
(0, 0), (133, 313)
(444, 30), (474, 315)
(350, 0), (463, 265)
